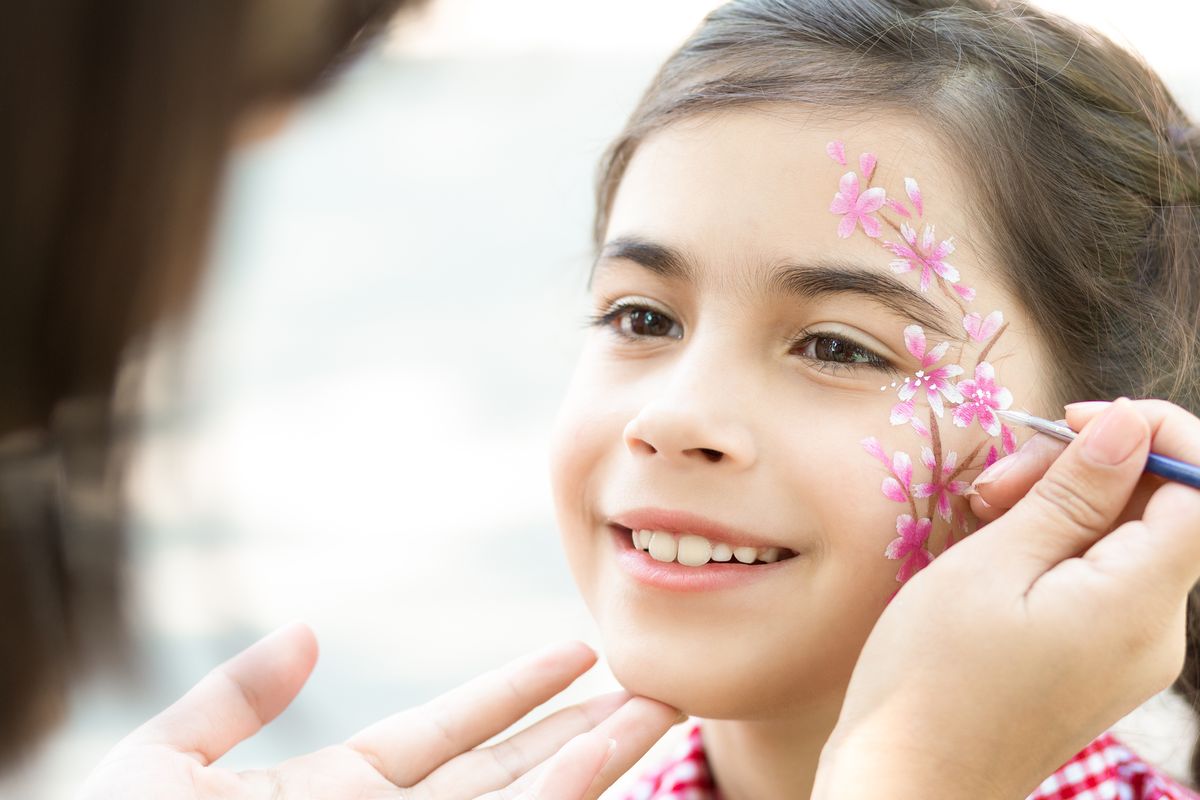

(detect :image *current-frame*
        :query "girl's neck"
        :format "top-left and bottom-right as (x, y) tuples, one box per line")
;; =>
(702, 697), (843, 800)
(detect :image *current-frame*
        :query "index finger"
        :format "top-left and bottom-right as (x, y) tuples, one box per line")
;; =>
(345, 640), (597, 788)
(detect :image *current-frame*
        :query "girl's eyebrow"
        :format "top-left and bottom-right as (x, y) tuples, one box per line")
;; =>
(593, 235), (961, 340)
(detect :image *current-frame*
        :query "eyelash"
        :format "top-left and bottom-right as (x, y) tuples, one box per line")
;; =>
(586, 299), (683, 341)
(793, 327), (903, 378)
(585, 300), (902, 377)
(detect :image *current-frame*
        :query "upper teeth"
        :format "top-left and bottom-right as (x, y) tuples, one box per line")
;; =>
(631, 529), (787, 567)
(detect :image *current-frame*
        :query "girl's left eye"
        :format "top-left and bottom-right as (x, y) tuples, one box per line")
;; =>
(587, 301), (683, 341)
(791, 331), (899, 375)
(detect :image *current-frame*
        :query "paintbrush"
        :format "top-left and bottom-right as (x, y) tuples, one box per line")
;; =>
(995, 409), (1200, 490)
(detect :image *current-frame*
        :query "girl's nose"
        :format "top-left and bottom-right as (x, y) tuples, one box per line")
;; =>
(622, 379), (757, 470)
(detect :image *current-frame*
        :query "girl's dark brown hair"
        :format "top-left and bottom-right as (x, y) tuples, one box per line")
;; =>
(594, 0), (1200, 784)
(0, 0), (418, 766)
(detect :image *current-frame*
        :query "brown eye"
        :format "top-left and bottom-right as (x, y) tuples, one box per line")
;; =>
(810, 335), (876, 364)
(621, 308), (678, 338)
(589, 302), (684, 341)
(794, 331), (894, 373)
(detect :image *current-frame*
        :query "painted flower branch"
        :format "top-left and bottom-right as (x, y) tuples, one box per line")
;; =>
(827, 140), (1017, 584)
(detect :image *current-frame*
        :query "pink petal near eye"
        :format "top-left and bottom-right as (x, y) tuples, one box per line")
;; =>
(859, 152), (877, 180)
(902, 325), (926, 360)
(962, 310), (1004, 342)
(925, 340), (950, 364)
(904, 177), (923, 217)
(826, 140), (847, 165)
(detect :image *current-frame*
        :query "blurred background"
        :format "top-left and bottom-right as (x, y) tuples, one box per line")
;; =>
(2, 0), (1197, 796)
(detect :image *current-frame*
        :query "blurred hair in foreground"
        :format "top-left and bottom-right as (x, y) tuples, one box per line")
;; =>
(0, 0), (425, 768)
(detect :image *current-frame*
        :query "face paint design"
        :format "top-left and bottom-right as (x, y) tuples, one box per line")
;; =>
(827, 140), (1016, 585)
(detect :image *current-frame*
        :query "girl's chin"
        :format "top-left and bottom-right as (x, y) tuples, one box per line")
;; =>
(600, 630), (837, 721)
(608, 660), (755, 720)
(597, 604), (864, 724)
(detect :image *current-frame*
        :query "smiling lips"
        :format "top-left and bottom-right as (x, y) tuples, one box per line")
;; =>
(608, 510), (799, 591)
(628, 528), (797, 567)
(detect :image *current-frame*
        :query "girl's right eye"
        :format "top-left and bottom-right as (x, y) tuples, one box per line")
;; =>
(588, 301), (683, 341)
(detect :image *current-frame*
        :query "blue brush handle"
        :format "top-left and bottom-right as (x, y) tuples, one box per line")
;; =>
(1145, 452), (1200, 490)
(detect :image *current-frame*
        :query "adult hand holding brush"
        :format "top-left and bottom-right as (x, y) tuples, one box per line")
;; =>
(816, 397), (1200, 799)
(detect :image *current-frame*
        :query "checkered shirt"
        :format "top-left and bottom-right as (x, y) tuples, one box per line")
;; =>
(621, 724), (1199, 800)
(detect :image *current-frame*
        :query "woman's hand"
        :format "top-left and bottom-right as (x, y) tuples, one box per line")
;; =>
(79, 625), (678, 800)
(815, 398), (1200, 799)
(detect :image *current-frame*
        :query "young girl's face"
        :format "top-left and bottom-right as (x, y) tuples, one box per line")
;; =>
(550, 108), (1051, 719)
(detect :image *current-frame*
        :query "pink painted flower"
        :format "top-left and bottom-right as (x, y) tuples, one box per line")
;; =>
(962, 310), (1003, 343)
(890, 325), (964, 421)
(953, 283), (977, 302)
(830, 172), (886, 238)
(952, 361), (1013, 437)
(885, 513), (933, 583)
(885, 197), (912, 218)
(913, 447), (970, 521)
(884, 223), (960, 292)
(826, 140), (847, 166)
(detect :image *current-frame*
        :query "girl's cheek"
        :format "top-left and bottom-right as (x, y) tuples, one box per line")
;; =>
(548, 354), (626, 546)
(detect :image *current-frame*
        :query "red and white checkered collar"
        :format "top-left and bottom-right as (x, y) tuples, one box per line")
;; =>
(621, 723), (1199, 800)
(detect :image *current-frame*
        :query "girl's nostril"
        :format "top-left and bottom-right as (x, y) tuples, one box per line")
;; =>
(699, 448), (722, 462)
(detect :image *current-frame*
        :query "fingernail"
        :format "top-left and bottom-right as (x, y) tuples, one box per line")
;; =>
(604, 738), (618, 765)
(972, 452), (1018, 488)
(1081, 399), (1144, 465)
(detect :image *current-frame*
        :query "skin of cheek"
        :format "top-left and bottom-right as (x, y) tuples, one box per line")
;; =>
(550, 343), (928, 720)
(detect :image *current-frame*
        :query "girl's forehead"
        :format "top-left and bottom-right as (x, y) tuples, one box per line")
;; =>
(610, 109), (979, 262)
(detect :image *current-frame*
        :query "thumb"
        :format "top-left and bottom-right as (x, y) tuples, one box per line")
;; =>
(983, 398), (1151, 583)
(122, 622), (319, 765)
